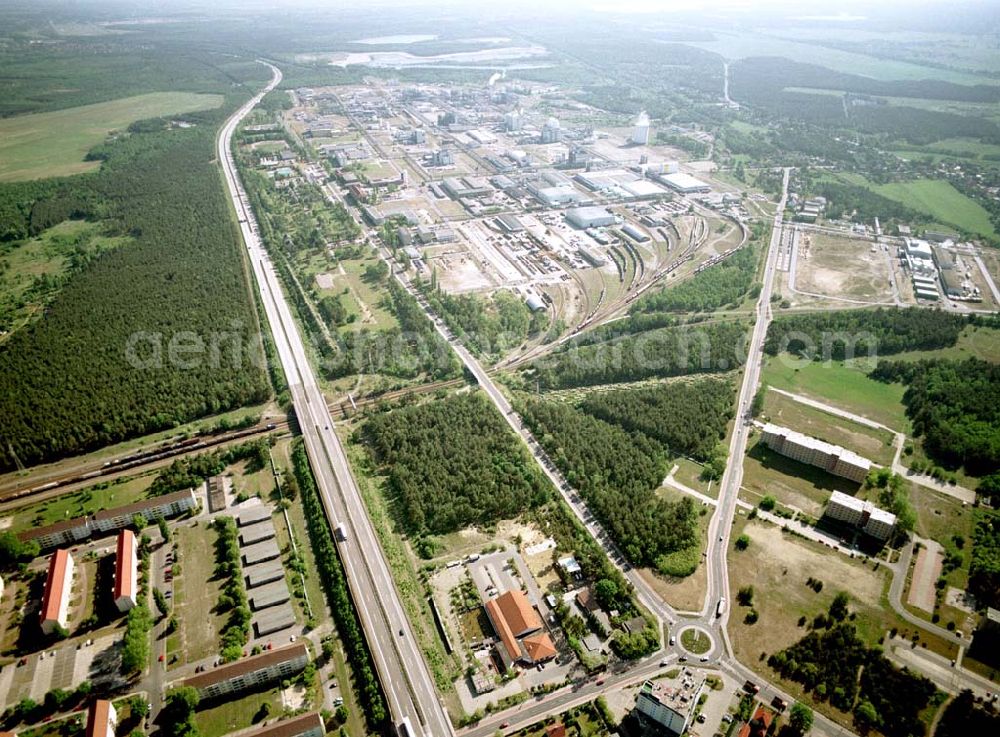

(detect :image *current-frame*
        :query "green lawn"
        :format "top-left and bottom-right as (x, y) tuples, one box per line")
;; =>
(174, 522), (226, 666)
(195, 688), (283, 737)
(874, 179), (996, 238)
(762, 390), (897, 465)
(761, 355), (909, 431)
(7, 473), (152, 532)
(0, 91), (223, 181)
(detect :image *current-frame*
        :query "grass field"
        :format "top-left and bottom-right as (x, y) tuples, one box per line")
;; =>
(761, 355), (909, 431)
(874, 179), (996, 238)
(0, 91), (223, 181)
(5, 473), (152, 533)
(195, 688), (283, 737)
(174, 522), (226, 666)
(762, 390), (897, 465)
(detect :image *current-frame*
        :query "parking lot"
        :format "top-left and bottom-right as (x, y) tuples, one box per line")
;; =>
(0, 633), (121, 708)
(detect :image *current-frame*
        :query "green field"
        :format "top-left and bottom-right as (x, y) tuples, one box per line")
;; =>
(0, 92), (223, 181)
(761, 355), (909, 431)
(874, 179), (996, 238)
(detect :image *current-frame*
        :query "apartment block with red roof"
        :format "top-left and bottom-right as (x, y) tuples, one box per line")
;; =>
(114, 529), (139, 612)
(85, 700), (117, 737)
(40, 549), (76, 635)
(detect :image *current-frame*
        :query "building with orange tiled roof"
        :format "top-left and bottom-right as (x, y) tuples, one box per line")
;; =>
(85, 700), (117, 737)
(113, 529), (139, 612)
(738, 706), (773, 737)
(40, 549), (75, 635)
(484, 589), (556, 667)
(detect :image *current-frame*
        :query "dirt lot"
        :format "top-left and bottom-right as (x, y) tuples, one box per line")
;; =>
(797, 233), (893, 302)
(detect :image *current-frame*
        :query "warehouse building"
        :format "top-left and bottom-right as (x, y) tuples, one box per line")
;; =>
(657, 171), (711, 193)
(249, 581), (292, 611)
(113, 530), (139, 612)
(41, 549), (75, 635)
(181, 643), (309, 700)
(484, 590), (557, 668)
(761, 423), (872, 483)
(566, 206), (616, 229)
(240, 520), (277, 546)
(620, 223), (650, 242)
(245, 561), (286, 589)
(253, 604), (297, 638)
(633, 674), (705, 737)
(242, 539), (281, 566)
(238, 505), (272, 527)
(825, 491), (896, 540)
(242, 713), (325, 737)
(85, 700), (117, 737)
(20, 489), (198, 550)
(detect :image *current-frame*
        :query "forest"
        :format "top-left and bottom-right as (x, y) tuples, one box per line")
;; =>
(360, 393), (551, 535)
(769, 616), (936, 737)
(419, 286), (546, 358)
(0, 105), (271, 471)
(517, 398), (698, 571)
(764, 308), (967, 361)
(530, 320), (747, 389)
(630, 243), (759, 314)
(870, 358), (1000, 474)
(969, 510), (1000, 611)
(579, 378), (734, 462)
(934, 690), (1000, 737)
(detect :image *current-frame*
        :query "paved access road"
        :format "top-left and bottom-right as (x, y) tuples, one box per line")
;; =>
(217, 63), (451, 737)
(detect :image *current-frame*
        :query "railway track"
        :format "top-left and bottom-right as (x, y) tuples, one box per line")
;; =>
(0, 378), (465, 506)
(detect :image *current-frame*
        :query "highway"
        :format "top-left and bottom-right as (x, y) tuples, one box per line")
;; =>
(218, 63), (452, 737)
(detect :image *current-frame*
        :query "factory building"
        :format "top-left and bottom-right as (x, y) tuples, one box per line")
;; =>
(633, 674), (705, 737)
(566, 206), (616, 229)
(631, 110), (651, 145)
(825, 491), (897, 540)
(442, 176), (492, 199)
(113, 530), (139, 612)
(578, 247), (607, 267)
(902, 239), (935, 275)
(40, 549), (75, 635)
(85, 700), (117, 737)
(657, 171), (711, 193)
(504, 109), (523, 132)
(430, 149), (454, 167)
(760, 423), (872, 483)
(181, 643), (309, 700)
(541, 117), (562, 144)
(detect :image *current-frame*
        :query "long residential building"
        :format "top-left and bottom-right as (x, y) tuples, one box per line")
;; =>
(825, 491), (897, 540)
(180, 642), (309, 700)
(40, 549), (75, 635)
(760, 423), (872, 483)
(17, 488), (198, 550)
(239, 713), (324, 737)
(85, 700), (117, 737)
(113, 529), (139, 612)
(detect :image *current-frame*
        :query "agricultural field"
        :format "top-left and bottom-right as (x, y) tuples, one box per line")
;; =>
(0, 92), (223, 181)
(874, 179), (997, 239)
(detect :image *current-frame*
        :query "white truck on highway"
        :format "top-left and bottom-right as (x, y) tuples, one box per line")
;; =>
(716, 597), (727, 617)
(335, 523), (347, 542)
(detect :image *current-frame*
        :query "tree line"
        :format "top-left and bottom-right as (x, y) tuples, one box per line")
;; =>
(870, 358), (1000, 475)
(517, 398), (697, 571)
(764, 308), (968, 360)
(631, 243), (760, 314)
(530, 320), (748, 390)
(361, 392), (551, 536)
(579, 378), (735, 462)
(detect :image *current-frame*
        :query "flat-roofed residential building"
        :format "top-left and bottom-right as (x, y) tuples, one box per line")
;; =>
(826, 491), (897, 540)
(91, 488), (198, 534)
(761, 423), (872, 483)
(242, 713), (324, 737)
(180, 642), (309, 700)
(113, 529), (139, 612)
(16, 517), (92, 550)
(40, 549), (75, 635)
(85, 700), (117, 737)
(633, 674), (705, 737)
